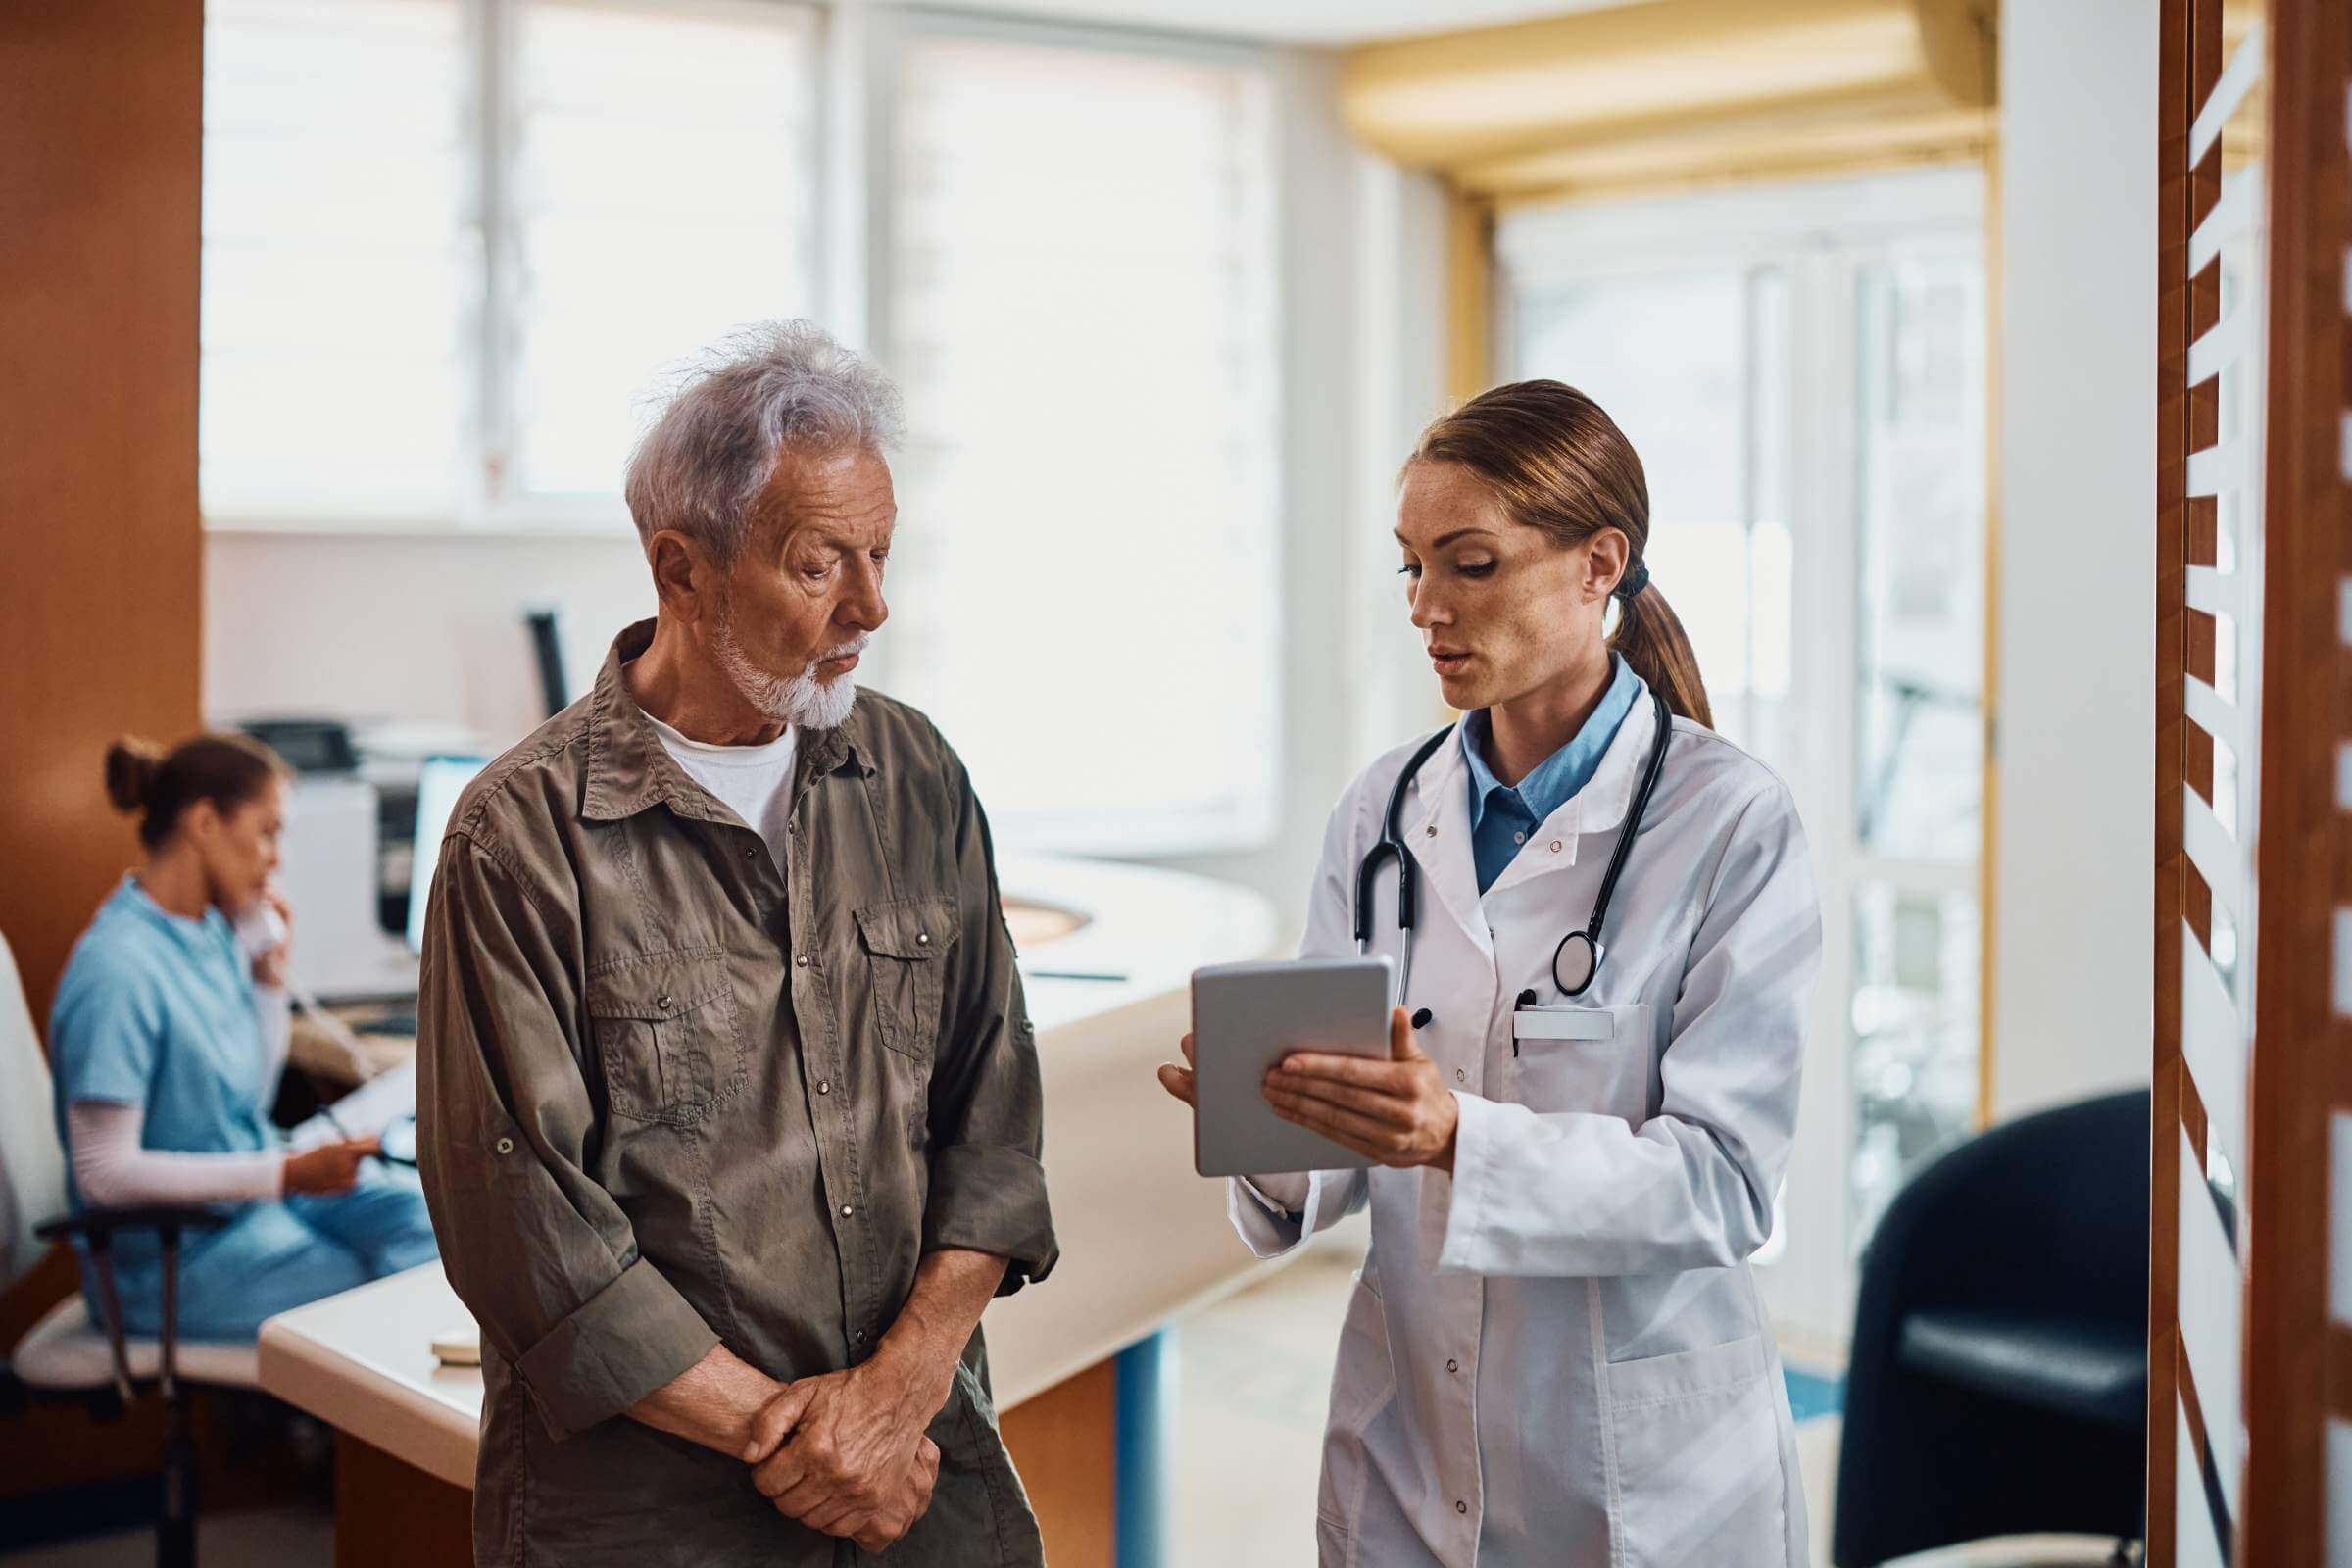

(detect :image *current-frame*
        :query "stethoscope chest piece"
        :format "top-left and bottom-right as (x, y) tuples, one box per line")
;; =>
(1551, 930), (1602, 997)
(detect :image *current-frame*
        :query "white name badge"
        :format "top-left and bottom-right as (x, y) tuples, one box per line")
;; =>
(1512, 1006), (1616, 1043)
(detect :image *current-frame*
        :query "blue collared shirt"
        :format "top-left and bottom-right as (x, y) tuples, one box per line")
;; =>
(1462, 654), (1642, 894)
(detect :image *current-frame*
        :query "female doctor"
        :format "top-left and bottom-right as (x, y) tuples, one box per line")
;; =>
(1159, 380), (1823, 1568)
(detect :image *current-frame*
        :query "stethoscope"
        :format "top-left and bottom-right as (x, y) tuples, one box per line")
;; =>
(1354, 686), (1675, 1021)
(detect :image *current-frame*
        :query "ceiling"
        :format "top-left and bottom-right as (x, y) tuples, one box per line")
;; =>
(911, 0), (1644, 48)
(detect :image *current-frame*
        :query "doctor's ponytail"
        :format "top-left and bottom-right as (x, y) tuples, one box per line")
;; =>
(1408, 380), (1713, 729)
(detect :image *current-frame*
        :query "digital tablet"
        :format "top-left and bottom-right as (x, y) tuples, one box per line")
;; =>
(1190, 956), (1394, 1178)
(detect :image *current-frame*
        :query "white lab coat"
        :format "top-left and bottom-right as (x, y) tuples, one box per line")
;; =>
(1232, 677), (1823, 1568)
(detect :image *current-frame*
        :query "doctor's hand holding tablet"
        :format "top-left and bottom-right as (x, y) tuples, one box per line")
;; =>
(1159, 957), (1461, 1176)
(1153, 379), (1822, 1568)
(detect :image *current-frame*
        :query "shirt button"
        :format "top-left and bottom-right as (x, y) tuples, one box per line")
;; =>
(796, 955), (809, 967)
(1456, 1500), (1468, 1515)
(744, 848), (757, 860)
(840, 1204), (854, 1218)
(1454, 1068), (1465, 1083)
(817, 1080), (831, 1095)
(916, 932), (929, 946)
(656, 995), (671, 1011)
(1447, 1358), (1459, 1373)
(494, 1136), (514, 1155)
(1512, 831), (1525, 844)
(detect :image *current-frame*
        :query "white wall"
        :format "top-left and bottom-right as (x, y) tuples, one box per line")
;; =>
(1989, 0), (2158, 1118)
(205, 529), (652, 747)
(202, 48), (1449, 944)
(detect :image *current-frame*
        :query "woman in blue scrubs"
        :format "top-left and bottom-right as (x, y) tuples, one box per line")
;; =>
(47, 733), (438, 1340)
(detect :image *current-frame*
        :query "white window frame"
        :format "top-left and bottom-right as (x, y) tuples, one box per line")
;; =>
(1495, 166), (1987, 1351)
(203, 0), (829, 538)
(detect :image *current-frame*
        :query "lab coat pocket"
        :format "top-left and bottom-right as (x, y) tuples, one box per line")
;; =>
(1512, 1001), (1652, 1122)
(1317, 1272), (1396, 1542)
(1603, 1332), (1786, 1568)
(585, 949), (742, 1128)
(855, 895), (960, 1061)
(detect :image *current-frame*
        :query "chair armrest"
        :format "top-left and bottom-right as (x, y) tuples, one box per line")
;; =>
(32, 1205), (231, 1406)
(34, 1205), (233, 1244)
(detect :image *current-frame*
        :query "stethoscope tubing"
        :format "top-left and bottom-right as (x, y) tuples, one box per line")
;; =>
(1356, 688), (1674, 1012)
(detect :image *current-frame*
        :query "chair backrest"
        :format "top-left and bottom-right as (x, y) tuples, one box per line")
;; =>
(0, 930), (70, 1292)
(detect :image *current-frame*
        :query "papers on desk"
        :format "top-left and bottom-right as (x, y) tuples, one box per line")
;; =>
(290, 1060), (417, 1149)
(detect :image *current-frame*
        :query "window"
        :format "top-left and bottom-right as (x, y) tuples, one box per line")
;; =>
(200, 3), (1285, 854)
(1846, 255), (1987, 1248)
(1513, 268), (1792, 770)
(202, 0), (469, 520)
(506, 1), (821, 507)
(200, 0), (820, 526)
(878, 29), (1280, 851)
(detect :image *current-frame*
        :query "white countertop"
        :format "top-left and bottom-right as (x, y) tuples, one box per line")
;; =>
(258, 855), (1283, 1489)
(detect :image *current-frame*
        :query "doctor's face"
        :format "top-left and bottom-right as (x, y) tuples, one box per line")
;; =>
(1396, 459), (1613, 713)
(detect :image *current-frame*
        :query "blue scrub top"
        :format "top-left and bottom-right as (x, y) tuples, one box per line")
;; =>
(48, 876), (279, 1264)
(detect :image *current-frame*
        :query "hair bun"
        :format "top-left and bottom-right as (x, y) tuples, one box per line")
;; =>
(103, 739), (164, 814)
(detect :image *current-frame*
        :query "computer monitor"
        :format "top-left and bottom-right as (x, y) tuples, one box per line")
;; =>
(407, 756), (489, 954)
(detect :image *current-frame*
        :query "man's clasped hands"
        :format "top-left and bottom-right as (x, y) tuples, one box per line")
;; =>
(737, 1343), (947, 1552)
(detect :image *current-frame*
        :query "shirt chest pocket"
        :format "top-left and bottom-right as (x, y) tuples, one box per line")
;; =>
(586, 950), (743, 1127)
(1510, 1001), (1653, 1123)
(855, 897), (958, 1062)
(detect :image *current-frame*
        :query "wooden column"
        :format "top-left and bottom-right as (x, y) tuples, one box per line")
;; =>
(0, 2), (204, 1036)
(2241, 0), (2352, 1556)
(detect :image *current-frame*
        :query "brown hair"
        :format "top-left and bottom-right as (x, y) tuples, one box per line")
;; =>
(104, 733), (291, 850)
(1409, 379), (1713, 728)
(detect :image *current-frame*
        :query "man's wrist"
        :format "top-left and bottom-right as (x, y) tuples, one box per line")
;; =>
(869, 1315), (959, 1421)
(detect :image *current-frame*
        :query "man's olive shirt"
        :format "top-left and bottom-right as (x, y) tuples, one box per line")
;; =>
(416, 620), (1057, 1566)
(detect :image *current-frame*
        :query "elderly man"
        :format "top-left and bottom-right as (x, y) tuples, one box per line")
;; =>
(416, 320), (1056, 1565)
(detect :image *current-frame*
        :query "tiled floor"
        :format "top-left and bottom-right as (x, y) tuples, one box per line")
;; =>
(7, 1233), (2131, 1566)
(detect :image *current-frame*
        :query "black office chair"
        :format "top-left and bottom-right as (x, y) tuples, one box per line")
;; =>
(1833, 1089), (2149, 1566)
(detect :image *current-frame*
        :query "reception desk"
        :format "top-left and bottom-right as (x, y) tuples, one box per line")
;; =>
(258, 856), (1282, 1567)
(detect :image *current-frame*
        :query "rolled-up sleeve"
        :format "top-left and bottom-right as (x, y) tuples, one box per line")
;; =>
(920, 753), (1058, 1294)
(416, 833), (719, 1441)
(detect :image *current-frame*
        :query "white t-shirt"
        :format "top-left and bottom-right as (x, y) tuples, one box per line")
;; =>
(645, 711), (799, 877)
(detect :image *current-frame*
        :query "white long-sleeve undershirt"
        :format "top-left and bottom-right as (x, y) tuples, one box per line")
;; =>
(67, 1101), (286, 1206)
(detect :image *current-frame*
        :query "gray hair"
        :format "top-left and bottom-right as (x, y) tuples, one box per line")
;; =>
(624, 319), (906, 564)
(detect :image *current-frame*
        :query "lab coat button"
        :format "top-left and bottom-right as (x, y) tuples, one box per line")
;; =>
(1425, 824), (1437, 838)
(1446, 1358), (1459, 1373)
(1456, 1500), (1468, 1515)
(1549, 840), (1562, 853)
(1454, 1068), (1464, 1083)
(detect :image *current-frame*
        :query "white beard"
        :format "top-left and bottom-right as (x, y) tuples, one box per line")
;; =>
(713, 601), (865, 729)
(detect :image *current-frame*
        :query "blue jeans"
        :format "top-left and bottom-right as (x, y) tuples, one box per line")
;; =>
(93, 1163), (440, 1342)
